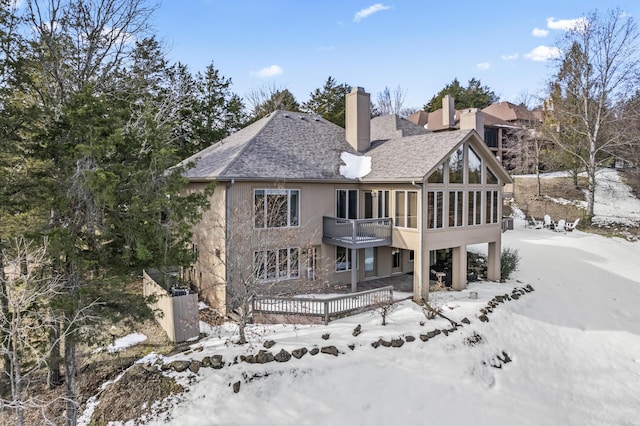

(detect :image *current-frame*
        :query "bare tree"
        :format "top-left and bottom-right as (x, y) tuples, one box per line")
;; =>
(245, 84), (300, 121)
(375, 85), (414, 117)
(543, 8), (640, 220)
(209, 187), (328, 344)
(0, 238), (64, 426)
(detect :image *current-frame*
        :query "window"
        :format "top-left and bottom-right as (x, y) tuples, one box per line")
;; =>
(449, 191), (463, 227)
(254, 248), (300, 281)
(427, 163), (444, 183)
(337, 189), (358, 219)
(486, 190), (499, 224)
(427, 191), (444, 229)
(377, 190), (390, 218)
(487, 167), (498, 184)
(409, 250), (415, 262)
(468, 146), (482, 184)
(468, 191), (482, 226)
(395, 190), (418, 228)
(254, 189), (299, 228)
(484, 128), (499, 148)
(336, 246), (354, 271)
(449, 146), (464, 183)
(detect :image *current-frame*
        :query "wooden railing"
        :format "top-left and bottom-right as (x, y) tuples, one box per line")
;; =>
(322, 216), (392, 249)
(252, 286), (394, 325)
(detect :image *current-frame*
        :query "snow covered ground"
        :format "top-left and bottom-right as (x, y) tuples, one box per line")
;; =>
(87, 171), (640, 426)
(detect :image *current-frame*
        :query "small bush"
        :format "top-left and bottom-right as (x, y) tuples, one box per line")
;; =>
(501, 247), (520, 281)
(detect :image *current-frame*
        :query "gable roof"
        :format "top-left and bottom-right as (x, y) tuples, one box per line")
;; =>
(180, 110), (355, 181)
(179, 110), (511, 185)
(482, 101), (539, 123)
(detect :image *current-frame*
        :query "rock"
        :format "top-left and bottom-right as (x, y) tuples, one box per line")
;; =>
(255, 350), (274, 364)
(495, 295), (504, 303)
(309, 347), (320, 356)
(348, 344), (355, 350)
(211, 355), (224, 369)
(233, 381), (241, 393)
(188, 360), (201, 374)
(274, 349), (291, 363)
(525, 284), (534, 292)
(371, 341), (380, 348)
(498, 351), (512, 364)
(263, 340), (276, 349)
(241, 354), (256, 364)
(201, 356), (211, 367)
(321, 333), (330, 340)
(379, 339), (391, 347)
(170, 360), (191, 373)
(442, 329), (449, 336)
(419, 321), (425, 326)
(194, 346), (204, 352)
(479, 314), (489, 322)
(390, 339), (404, 348)
(142, 362), (157, 373)
(291, 348), (308, 359)
(352, 325), (362, 337)
(512, 293), (520, 300)
(405, 335), (415, 342)
(419, 334), (429, 342)
(273, 349), (291, 362)
(426, 330), (440, 339)
(160, 363), (171, 371)
(461, 317), (471, 325)
(480, 308), (487, 315)
(321, 346), (339, 356)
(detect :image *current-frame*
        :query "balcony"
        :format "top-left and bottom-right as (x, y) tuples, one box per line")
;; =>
(322, 216), (392, 249)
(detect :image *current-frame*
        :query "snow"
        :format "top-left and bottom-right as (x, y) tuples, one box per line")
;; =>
(105, 332), (147, 353)
(86, 170), (640, 425)
(339, 152), (371, 179)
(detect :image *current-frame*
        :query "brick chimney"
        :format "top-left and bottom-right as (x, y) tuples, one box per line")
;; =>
(345, 87), (371, 152)
(460, 108), (485, 140)
(442, 94), (455, 128)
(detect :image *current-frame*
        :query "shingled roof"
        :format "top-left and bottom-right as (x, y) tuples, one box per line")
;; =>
(179, 110), (509, 184)
(180, 110), (356, 181)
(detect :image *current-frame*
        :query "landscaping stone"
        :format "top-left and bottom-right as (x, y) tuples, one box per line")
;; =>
(201, 356), (211, 367)
(379, 339), (391, 347)
(321, 346), (338, 356)
(352, 325), (362, 337)
(309, 348), (319, 356)
(170, 360), (191, 373)
(321, 333), (330, 340)
(442, 329), (449, 336)
(188, 360), (201, 374)
(255, 350), (274, 364)
(479, 314), (489, 322)
(419, 334), (429, 342)
(233, 381), (240, 393)
(390, 339), (404, 347)
(274, 349), (291, 363)
(461, 317), (471, 325)
(241, 354), (256, 364)
(291, 348), (308, 359)
(371, 341), (380, 348)
(348, 344), (355, 350)
(211, 355), (224, 369)
(263, 340), (276, 349)
(405, 335), (415, 342)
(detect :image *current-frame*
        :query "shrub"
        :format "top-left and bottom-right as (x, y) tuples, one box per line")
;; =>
(501, 247), (520, 281)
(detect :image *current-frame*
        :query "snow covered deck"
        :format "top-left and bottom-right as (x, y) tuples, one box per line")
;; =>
(322, 216), (392, 249)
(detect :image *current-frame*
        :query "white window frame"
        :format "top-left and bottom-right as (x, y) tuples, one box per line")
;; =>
(254, 247), (300, 282)
(254, 189), (300, 229)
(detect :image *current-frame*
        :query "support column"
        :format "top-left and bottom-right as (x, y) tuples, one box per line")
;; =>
(351, 248), (358, 293)
(451, 246), (467, 291)
(487, 241), (501, 282)
(414, 247), (429, 303)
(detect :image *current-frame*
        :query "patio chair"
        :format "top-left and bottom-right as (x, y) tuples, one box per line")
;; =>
(527, 216), (543, 229)
(554, 219), (566, 233)
(566, 218), (580, 232)
(543, 214), (555, 230)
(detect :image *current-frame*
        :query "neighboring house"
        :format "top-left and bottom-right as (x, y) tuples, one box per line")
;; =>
(179, 87), (512, 316)
(407, 96), (543, 162)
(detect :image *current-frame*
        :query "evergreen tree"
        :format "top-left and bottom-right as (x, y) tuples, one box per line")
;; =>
(423, 77), (498, 112)
(302, 76), (351, 127)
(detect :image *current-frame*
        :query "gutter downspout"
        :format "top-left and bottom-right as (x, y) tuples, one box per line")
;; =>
(411, 180), (424, 302)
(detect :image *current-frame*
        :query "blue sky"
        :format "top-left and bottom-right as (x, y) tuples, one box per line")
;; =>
(152, 1), (640, 110)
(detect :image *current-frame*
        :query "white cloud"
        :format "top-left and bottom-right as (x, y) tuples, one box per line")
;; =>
(476, 62), (491, 70)
(501, 53), (519, 61)
(253, 65), (284, 78)
(532, 28), (549, 37)
(547, 16), (588, 31)
(525, 45), (562, 62)
(353, 3), (390, 22)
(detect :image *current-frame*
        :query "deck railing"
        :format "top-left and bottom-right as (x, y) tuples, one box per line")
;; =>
(322, 216), (392, 248)
(252, 286), (394, 325)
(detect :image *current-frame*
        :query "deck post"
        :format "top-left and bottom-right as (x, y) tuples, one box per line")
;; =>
(351, 247), (357, 292)
(324, 300), (329, 325)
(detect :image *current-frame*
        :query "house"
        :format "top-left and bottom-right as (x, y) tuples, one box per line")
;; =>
(407, 95), (520, 161)
(179, 87), (512, 316)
